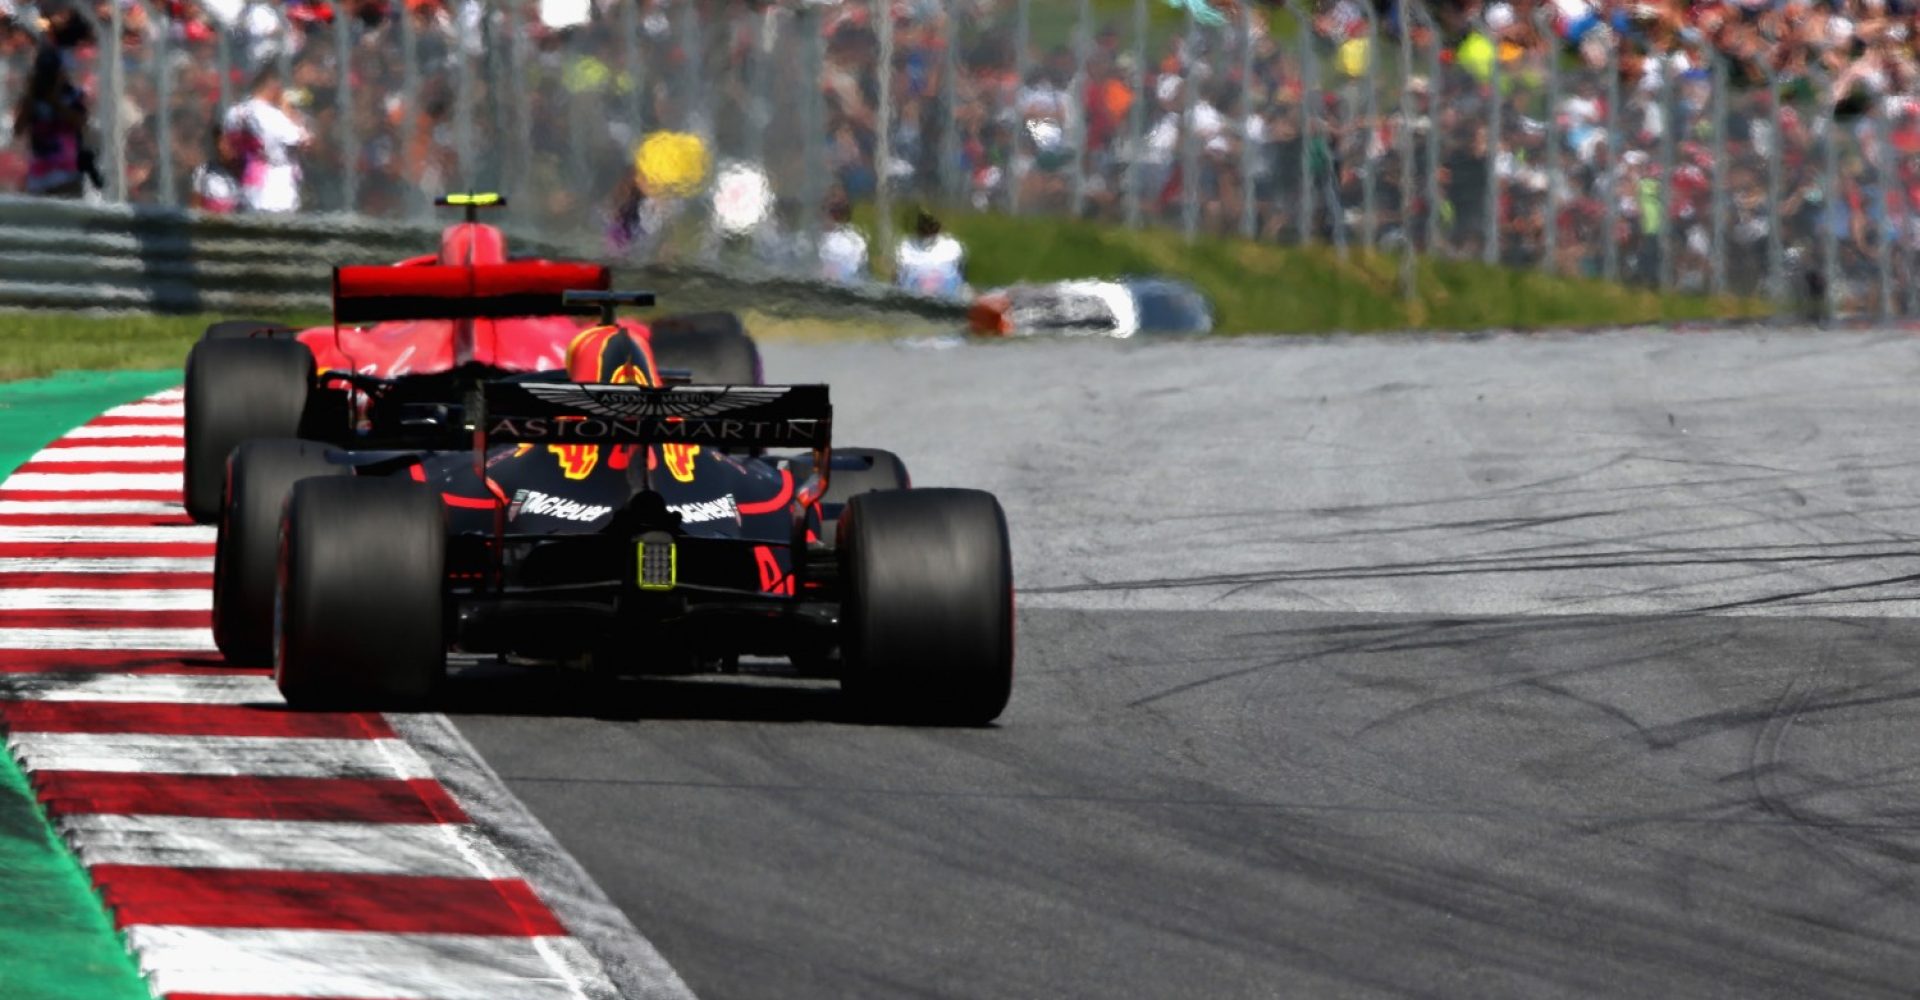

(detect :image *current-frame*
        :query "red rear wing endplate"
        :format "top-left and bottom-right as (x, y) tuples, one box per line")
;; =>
(332, 262), (611, 324)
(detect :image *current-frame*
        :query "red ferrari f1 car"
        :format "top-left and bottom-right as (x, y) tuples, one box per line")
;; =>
(182, 193), (759, 523)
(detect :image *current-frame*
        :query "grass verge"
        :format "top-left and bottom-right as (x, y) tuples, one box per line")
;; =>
(0, 308), (911, 382)
(857, 209), (1772, 334)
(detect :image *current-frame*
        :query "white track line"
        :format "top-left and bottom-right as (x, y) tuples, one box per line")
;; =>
(2, 472), (180, 492)
(27, 446), (185, 464)
(0, 627), (212, 650)
(145, 389), (183, 402)
(0, 557), (209, 574)
(8, 733), (435, 778)
(58, 425), (183, 441)
(0, 499), (185, 515)
(62, 816), (518, 879)
(0, 589), (210, 611)
(127, 927), (611, 1000)
(0, 525), (214, 543)
(102, 402), (183, 420)
(0, 672), (275, 704)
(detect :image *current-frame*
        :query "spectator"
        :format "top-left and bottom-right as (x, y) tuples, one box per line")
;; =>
(893, 209), (967, 299)
(13, 45), (88, 198)
(819, 196), (870, 284)
(191, 124), (242, 215)
(223, 67), (309, 213)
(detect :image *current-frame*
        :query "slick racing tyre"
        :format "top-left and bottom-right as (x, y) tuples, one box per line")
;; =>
(838, 488), (1014, 725)
(647, 312), (762, 385)
(201, 319), (297, 341)
(277, 477), (446, 709)
(786, 448), (911, 544)
(184, 337), (313, 524)
(213, 439), (347, 665)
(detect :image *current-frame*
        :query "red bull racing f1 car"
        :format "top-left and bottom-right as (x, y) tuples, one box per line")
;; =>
(212, 286), (1015, 726)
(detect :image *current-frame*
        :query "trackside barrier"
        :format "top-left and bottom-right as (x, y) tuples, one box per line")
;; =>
(0, 196), (968, 322)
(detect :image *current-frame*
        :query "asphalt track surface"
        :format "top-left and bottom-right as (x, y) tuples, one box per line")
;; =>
(451, 328), (1920, 999)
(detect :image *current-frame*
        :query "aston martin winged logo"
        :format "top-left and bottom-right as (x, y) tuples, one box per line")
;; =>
(520, 383), (792, 419)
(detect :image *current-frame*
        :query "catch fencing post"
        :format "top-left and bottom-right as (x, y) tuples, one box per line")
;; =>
(1874, 94), (1895, 320)
(1536, 6), (1558, 274)
(876, 0), (894, 264)
(335, 0), (355, 211)
(1010, 0), (1030, 215)
(1709, 52), (1728, 297)
(395, 3), (424, 219)
(1069, 0), (1092, 218)
(1409, 0), (1441, 254)
(106, 1), (126, 201)
(273, 0), (293, 96)
(1297, 0), (1315, 247)
(1124, 0), (1147, 228)
(1180, 8), (1200, 243)
(148, 0), (175, 205)
(1239, 4), (1258, 241)
(798, 2), (826, 259)
(507, 0), (533, 211)
(621, 0), (645, 139)
(680, 1), (704, 138)
(1657, 65), (1677, 291)
(1399, 0), (1420, 298)
(1815, 64), (1839, 323)
(1601, 38), (1620, 283)
(1360, 2), (1379, 251)
(1482, 15), (1500, 266)
(940, 0), (961, 204)
(455, 1), (476, 190)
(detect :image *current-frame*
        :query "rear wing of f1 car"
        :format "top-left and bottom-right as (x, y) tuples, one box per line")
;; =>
(332, 262), (613, 325)
(479, 380), (835, 507)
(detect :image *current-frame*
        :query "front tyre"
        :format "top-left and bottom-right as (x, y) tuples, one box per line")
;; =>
(184, 337), (313, 523)
(276, 477), (446, 709)
(839, 488), (1014, 725)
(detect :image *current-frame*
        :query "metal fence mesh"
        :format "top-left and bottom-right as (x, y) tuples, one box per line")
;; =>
(6, 0), (1915, 321)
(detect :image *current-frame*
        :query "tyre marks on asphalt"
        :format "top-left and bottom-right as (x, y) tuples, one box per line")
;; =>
(0, 390), (673, 1000)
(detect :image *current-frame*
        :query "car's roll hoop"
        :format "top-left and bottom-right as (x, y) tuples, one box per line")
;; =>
(562, 289), (658, 326)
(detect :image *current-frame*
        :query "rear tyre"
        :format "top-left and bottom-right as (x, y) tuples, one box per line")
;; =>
(184, 337), (313, 524)
(213, 439), (347, 665)
(647, 312), (762, 385)
(202, 319), (297, 341)
(277, 477), (446, 709)
(838, 488), (1014, 725)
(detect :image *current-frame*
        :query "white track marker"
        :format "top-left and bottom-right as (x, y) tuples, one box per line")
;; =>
(127, 927), (612, 1000)
(0, 500), (186, 516)
(0, 557), (210, 574)
(102, 402), (184, 420)
(2, 473), (181, 493)
(145, 388), (184, 402)
(0, 589), (210, 611)
(0, 525), (213, 543)
(0, 671), (275, 704)
(8, 733), (435, 778)
(62, 816), (518, 879)
(26, 446), (185, 464)
(0, 628), (212, 650)
(59, 425), (183, 441)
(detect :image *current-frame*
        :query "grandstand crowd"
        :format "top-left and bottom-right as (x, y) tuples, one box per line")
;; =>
(3, 0), (1916, 300)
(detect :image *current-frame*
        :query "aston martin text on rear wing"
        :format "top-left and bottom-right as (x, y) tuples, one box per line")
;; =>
(482, 381), (832, 450)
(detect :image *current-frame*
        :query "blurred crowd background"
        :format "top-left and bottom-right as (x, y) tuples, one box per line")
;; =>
(2, 0), (1916, 317)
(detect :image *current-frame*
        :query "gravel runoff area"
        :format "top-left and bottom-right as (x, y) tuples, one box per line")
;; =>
(442, 326), (1920, 1000)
